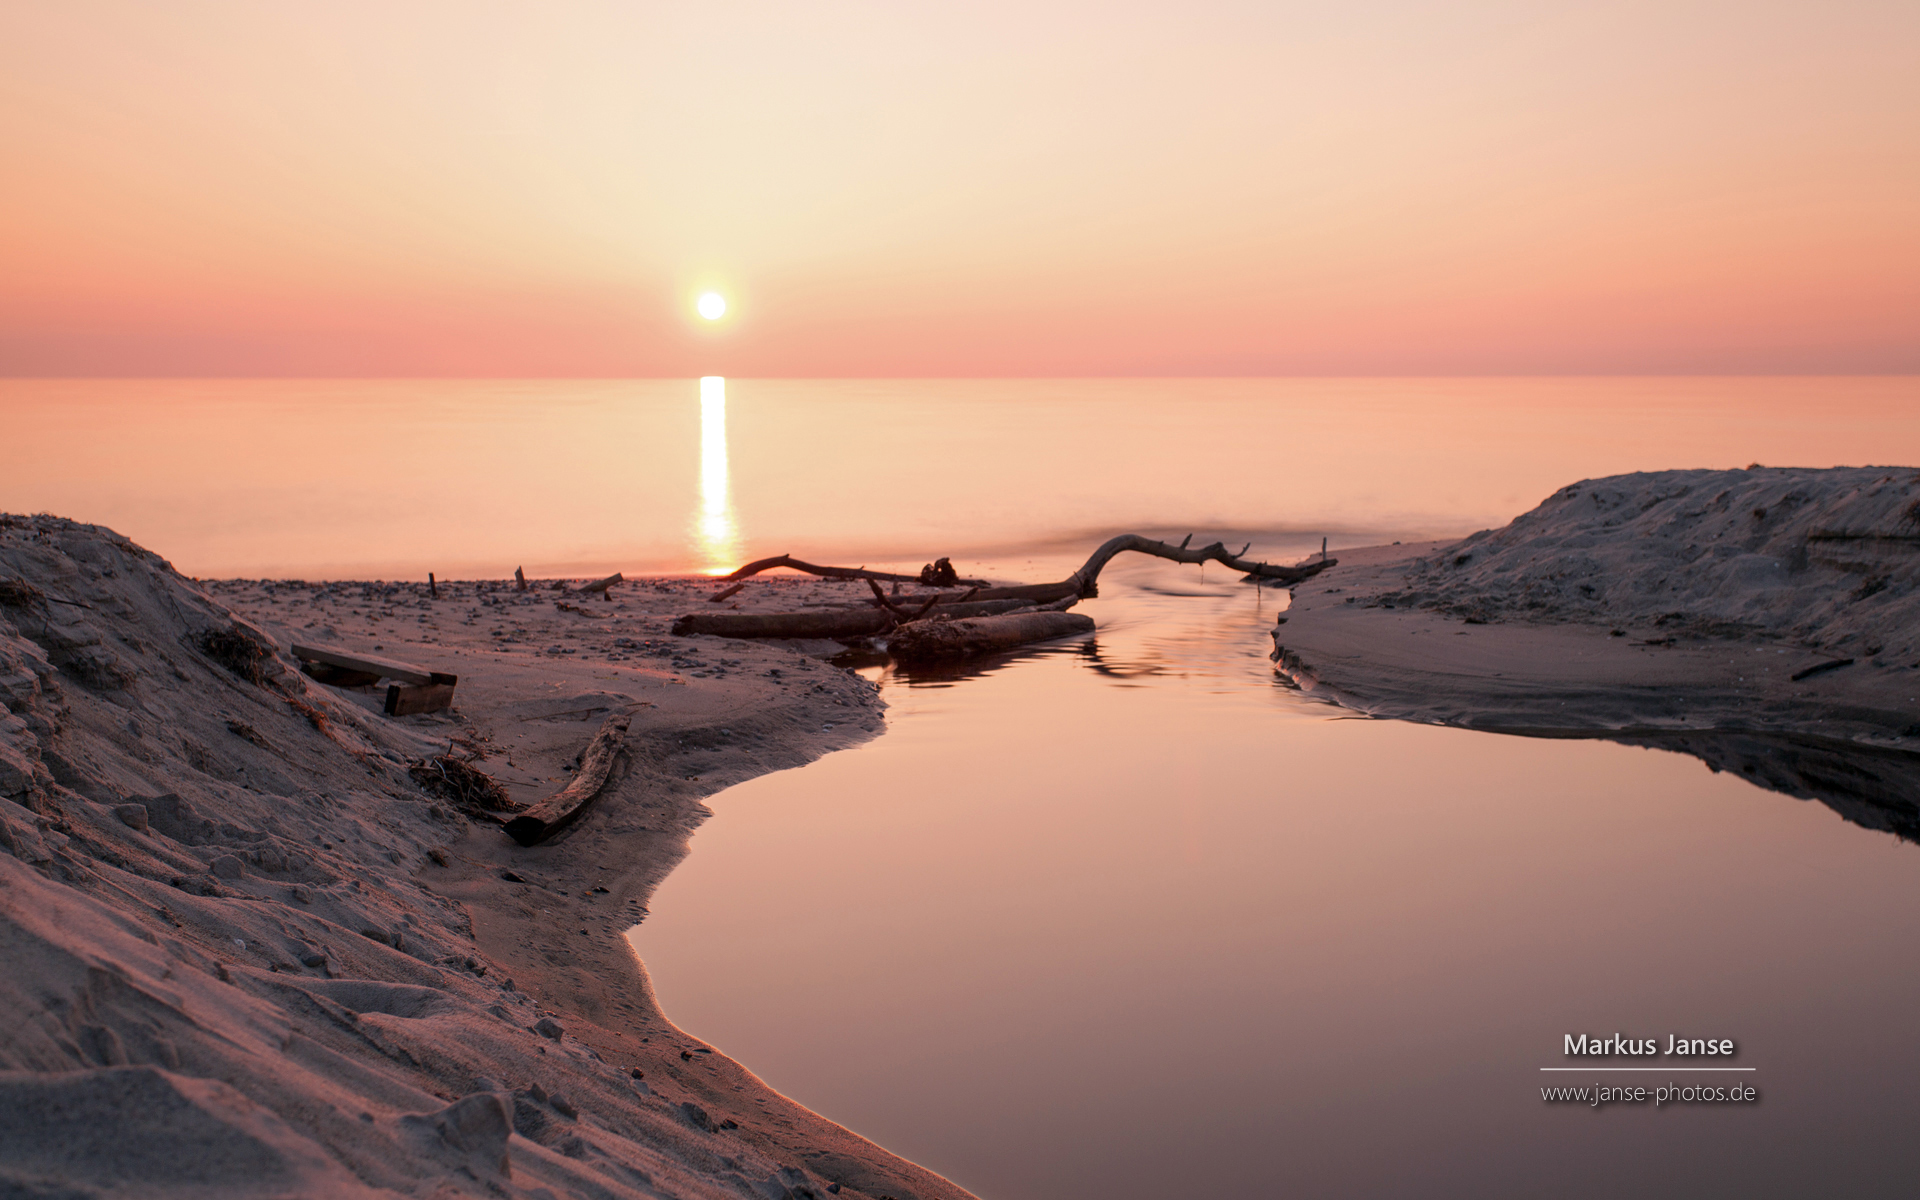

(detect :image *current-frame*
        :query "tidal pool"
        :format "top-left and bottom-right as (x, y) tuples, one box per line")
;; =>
(631, 562), (1920, 1199)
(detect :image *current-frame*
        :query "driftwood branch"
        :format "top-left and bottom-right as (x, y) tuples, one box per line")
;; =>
(812, 536), (1333, 607)
(866, 578), (979, 620)
(723, 554), (989, 587)
(725, 536), (1332, 606)
(1062, 534), (1333, 596)
(724, 555), (915, 583)
(578, 572), (623, 595)
(503, 712), (631, 846)
(676, 535), (1330, 644)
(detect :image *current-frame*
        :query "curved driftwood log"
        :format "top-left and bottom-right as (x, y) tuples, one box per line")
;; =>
(1061, 534), (1334, 595)
(502, 712), (631, 846)
(888, 611), (1095, 661)
(722, 554), (989, 587)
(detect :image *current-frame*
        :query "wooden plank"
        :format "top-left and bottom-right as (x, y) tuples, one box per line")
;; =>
(384, 682), (457, 716)
(578, 571), (624, 594)
(299, 661), (382, 687)
(503, 713), (631, 846)
(291, 643), (450, 687)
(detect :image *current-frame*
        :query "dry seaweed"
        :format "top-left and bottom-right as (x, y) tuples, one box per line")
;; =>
(0, 577), (46, 608)
(410, 755), (521, 817)
(197, 625), (273, 684)
(282, 694), (331, 735)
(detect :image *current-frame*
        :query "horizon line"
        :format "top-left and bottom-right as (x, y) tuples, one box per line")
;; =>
(4, 371), (1917, 383)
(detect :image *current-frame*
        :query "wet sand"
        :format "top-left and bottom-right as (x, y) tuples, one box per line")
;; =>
(1275, 544), (1920, 744)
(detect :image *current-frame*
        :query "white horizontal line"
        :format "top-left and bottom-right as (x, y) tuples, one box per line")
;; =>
(1540, 1067), (1755, 1072)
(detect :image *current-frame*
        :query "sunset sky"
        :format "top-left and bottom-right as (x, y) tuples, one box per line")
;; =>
(3, 0), (1915, 376)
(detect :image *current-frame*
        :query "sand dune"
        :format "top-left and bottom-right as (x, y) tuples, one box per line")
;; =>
(1, 513), (972, 1200)
(1274, 467), (1920, 837)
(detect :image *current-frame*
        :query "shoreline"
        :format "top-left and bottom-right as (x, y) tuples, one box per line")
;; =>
(1275, 540), (1920, 838)
(1, 514), (976, 1200)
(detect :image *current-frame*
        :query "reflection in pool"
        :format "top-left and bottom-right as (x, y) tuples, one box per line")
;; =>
(631, 562), (1920, 1200)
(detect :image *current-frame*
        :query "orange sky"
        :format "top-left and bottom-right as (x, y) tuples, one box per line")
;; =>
(2, 1), (1916, 376)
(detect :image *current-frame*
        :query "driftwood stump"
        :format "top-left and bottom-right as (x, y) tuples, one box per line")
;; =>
(672, 597), (1041, 639)
(888, 611), (1095, 661)
(503, 713), (631, 846)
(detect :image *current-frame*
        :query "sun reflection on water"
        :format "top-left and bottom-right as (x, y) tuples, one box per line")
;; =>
(694, 376), (741, 574)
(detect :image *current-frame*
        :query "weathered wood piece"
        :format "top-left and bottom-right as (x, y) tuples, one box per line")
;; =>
(888, 611), (1095, 660)
(708, 581), (747, 603)
(579, 572), (624, 594)
(515, 566), (528, 591)
(385, 682), (457, 716)
(503, 713), (632, 846)
(672, 597), (1043, 639)
(880, 581), (1080, 604)
(292, 644), (454, 688)
(722, 554), (989, 587)
(867, 578), (980, 619)
(298, 662), (383, 687)
(882, 597), (1046, 619)
(673, 609), (891, 639)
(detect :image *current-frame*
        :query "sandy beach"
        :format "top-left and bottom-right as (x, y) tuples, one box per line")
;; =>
(1, 512), (974, 1200)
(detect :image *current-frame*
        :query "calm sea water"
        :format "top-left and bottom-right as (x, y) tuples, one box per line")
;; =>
(6, 377), (1917, 579)
(7, 377), (1920, 1197)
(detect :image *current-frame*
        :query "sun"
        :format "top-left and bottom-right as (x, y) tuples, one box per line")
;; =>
(696, 292), (727, 320)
